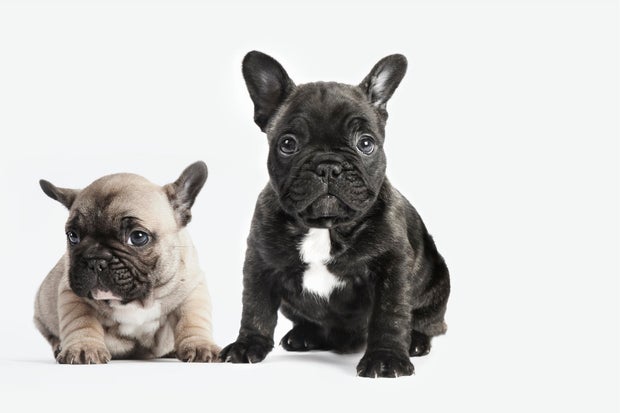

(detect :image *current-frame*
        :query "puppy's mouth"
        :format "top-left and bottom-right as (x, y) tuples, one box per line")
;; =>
(88, 288), (123, 301)
(302, 194), (353, 228)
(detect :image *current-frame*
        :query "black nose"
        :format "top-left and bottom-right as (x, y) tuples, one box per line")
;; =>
(87, 259), (109, 274)
(316, 162), (342, 179)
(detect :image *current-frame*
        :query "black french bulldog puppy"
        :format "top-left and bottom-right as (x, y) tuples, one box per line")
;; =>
(220, 51), (450, 378)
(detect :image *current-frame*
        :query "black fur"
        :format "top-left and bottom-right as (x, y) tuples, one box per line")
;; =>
(242, 51), (295, 131)
(220, 51), (450, 378)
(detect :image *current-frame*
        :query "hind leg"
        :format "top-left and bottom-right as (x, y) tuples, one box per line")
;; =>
(409, 255), (450, 358)
(279, 302), (367, 353)
(280, 322), (330, 352)
(409, 292), (449, 357)
(409, 330), (431, 357)
(409, 308), (448, 357)
(280, 303), (331, 352)
(281, 321), (368, 353)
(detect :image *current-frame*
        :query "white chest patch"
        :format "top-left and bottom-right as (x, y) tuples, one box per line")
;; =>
(299, 228), (345, 299)
(110, 300), (163, 338)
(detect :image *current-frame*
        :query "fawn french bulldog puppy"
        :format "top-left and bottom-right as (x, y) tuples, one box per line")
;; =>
(34, 161), (219, 364)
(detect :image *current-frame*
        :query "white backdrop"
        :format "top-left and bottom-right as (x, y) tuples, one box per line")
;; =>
(0, 0), (617, 411)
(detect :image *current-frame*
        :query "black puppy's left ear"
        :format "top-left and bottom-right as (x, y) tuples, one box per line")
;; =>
(359, 54), (408, 110)
(164, 161), (208, 227)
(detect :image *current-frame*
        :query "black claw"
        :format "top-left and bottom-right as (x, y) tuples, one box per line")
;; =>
(409, 330), (432, 357)
(219, 338), (272, 364)
(357, 350), (414, 378)
(280, 324), (326, 352)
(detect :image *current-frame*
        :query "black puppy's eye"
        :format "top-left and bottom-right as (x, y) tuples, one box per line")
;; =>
(66, 231), (80, 245)
(128, 231), (150, 247)
(278, 135), (299, 156)
(356, 135), (376, 155)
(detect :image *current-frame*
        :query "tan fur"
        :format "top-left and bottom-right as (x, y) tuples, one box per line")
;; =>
(34, 171), (219, 363)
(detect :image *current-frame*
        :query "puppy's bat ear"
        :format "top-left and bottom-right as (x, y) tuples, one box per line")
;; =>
(39, 180), (79, 209)
(242, 51), (295, 132)
(164, 161), (208, 227)
(359, 54), (407, 112)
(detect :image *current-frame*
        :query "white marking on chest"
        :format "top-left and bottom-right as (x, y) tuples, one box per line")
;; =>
(299, 228), (345, 299)
(110, 301), (163, 338)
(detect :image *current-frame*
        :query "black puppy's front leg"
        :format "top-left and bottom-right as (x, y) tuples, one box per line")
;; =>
(220, 249), (280, 363)
(357, 256), (415, 378)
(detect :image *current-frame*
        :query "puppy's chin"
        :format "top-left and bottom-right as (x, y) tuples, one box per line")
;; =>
(299, 195), (356, 228)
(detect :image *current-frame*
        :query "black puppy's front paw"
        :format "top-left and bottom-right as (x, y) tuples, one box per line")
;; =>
(357, 350), (414, 378)
(219, 337), (272, 363)
(280, 323), (327, 352)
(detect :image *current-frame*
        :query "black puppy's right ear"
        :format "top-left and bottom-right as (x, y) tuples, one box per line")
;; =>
(242, 51), (295, 132)
(39, 180), (79, 209)
(359, 54), (408, 111)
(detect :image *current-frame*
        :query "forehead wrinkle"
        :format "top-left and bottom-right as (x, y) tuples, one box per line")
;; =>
(304, 107), (365, 145)
(268, 81), (379, 138)
(282, 115), (310, 134)
(65, 211), (84, 230)
(106, 194), (174, 233)
(121, 215), (143, 223)
(69, 189), (176, 235)
(292, 87), (374, 125)
(121, 216), (153, 232)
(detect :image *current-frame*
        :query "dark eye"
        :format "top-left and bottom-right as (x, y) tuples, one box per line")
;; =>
(128, 231), (150, 247)
(356, 135), (375, 155)
(66, 231), (80, 245)
(278, 135), (298, 156)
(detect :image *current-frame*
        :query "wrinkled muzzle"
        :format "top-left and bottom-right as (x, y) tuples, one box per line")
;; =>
(68, 242), (153, 303)
(280, 153), (376, 228)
